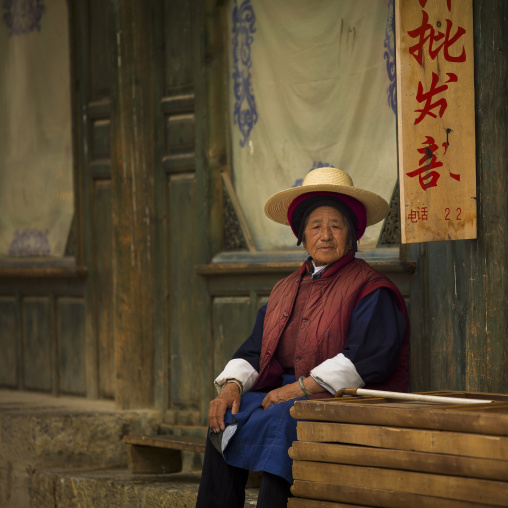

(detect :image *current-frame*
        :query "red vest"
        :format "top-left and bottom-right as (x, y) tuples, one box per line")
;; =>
(252, 252), (410, 397)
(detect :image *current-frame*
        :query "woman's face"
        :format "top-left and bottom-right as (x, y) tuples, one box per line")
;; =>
(303, 206), (351, 266)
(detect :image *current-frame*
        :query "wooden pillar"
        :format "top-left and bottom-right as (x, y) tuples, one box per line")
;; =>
(468, 0), (508, 392)
(408, 2), (508, 394)
(110, 0), (155, 409)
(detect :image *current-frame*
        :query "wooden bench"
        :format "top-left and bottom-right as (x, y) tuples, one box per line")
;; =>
(123, 435), (206, 474)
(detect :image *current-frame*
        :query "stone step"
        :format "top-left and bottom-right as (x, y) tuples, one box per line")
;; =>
(33, 468), (259, 507)
(0, 390), (160, 508)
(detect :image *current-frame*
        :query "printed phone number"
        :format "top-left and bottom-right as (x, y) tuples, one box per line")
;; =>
(408, 207), (462, 223)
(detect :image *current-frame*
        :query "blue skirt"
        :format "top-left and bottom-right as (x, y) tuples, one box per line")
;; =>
(219, 374), (305, 484)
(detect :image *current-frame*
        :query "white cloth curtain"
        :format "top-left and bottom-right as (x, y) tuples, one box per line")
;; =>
(0, 0), (74, 257)
(228, 0), (397, 250)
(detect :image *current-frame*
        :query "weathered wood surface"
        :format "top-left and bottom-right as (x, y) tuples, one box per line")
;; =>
(289, 441), (508, 482)
(158, 0), (214, 423)
(124, 434), (205, 474)
(291, 394), (508, 436)
(110, 0), (155, 409)
(292, 461), (508, 506)
(290, 481), (493, 508)
(296, 421), (508, 460)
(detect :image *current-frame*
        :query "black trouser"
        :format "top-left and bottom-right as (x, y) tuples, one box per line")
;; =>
(196, 433), (292, 508)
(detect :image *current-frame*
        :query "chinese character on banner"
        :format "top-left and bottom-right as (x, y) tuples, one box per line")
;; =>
(408, 206), (429, 223)
(407, 136), (442, 190)
(414, 72), (457, 125)
(408, 8), (466, 66)
(395, 0), (476, 243)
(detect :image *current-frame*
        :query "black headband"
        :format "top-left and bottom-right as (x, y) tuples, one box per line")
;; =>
(292, 196), (358, 249)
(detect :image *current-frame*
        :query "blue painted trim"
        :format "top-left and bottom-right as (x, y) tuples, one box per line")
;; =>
(8, 229), (51, 256)
(384, 0), (397, 114)
(2, 0), (46, 36)
(232, 0), (258, 147)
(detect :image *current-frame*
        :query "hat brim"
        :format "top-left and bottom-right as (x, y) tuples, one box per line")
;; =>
(264, 183), (390, 227)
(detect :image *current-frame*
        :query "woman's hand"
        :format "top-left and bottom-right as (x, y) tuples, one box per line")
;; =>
(208, 381), (242, 433)
(261, 377), (323, 409)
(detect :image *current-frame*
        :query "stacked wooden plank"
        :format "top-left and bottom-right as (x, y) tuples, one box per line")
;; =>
(288, 391), (508, 508)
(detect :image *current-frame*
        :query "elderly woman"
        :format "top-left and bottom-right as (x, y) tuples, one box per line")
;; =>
(196, 167), (409, 508)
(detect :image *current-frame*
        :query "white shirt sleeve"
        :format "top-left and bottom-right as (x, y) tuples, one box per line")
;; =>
(310, 353), (365, 395)
(214, 358), (259, 394)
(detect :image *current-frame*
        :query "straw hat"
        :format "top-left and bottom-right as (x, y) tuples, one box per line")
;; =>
(264, 167), (389, 227)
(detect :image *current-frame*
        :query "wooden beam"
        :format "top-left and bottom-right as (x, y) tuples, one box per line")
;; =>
(110, 0), (155, 409)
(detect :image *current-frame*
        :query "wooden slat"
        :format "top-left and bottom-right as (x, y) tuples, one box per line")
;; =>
(290, 480), (492, 508)
(0, 267), (88, 279)
(123, 434), (206, 452)
(292, 461), (508, 506)
(289, 441), (508, 482)
(296, 421), (508, 460)
(291, 397), (508, 436)
(288, 496), (371, 508)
